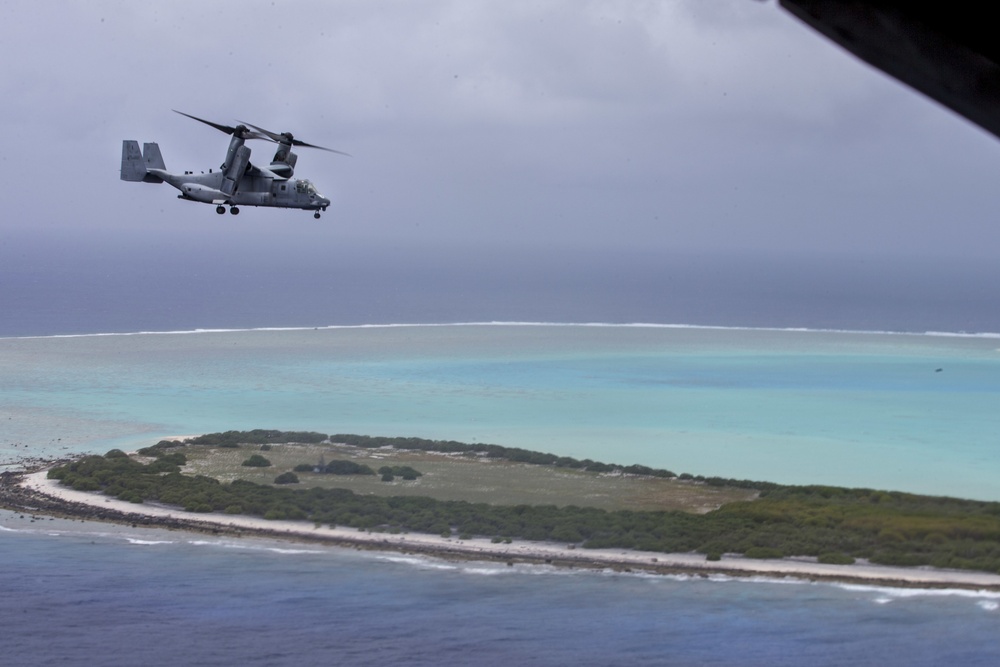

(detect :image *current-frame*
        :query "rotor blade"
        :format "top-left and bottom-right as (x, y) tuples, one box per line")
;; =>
(173, 110), (241, 136)
(238, 120), (351, 156)
(236, 120), (280, 141)
(292, 139), (351, 156)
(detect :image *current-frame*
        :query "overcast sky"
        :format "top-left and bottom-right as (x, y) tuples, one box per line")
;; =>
(2, 0), (998, 262)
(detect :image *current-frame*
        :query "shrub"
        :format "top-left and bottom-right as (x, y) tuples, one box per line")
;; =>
(551, 525), (584, 543)
(744, 546), (784, 559)
(72, 478), (101, 492)
(118, 490), (144, 503)
(157, 452), (187, 466)
(399, 467), (421, 481)
(818, 552), (856, 565)
(376, 465), (422, 480)
(324, 460), (375, 475)
(242, 454), (272, 468)
(274, 472), (299, 485)
(137, 440), (183, 456)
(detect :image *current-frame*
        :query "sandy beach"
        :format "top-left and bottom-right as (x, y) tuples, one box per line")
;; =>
(8, 469), (1000, 591)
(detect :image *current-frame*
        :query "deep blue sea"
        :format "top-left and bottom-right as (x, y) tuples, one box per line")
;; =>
(2, 234), (999, 665)
(2, 511), (999, 667)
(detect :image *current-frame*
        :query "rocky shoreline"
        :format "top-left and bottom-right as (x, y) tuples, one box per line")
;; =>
(0, 466), (238, 536)
(5, 465), (1000, 592)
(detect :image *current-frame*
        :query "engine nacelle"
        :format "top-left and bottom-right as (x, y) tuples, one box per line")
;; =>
(180, 183), (229, 203)
(221, 145), (252, 196)
(269, 149), (298, 178)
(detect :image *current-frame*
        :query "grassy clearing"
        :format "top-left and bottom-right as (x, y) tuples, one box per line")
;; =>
(178, 443), (756, 513)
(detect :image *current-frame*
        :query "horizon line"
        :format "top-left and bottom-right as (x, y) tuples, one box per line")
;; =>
(4, 321), (1000, 341)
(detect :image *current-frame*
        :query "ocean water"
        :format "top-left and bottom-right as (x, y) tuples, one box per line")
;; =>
(2, 510), (999, 667)
(2, 241), (1000, 664)
(1, 325), (998, 499)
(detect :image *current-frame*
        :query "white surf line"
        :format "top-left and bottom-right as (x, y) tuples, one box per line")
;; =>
(18, 471), (1000, 591)
(4, 321), (1000, 341)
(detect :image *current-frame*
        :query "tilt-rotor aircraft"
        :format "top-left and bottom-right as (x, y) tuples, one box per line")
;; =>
(121, 111), (347, 218)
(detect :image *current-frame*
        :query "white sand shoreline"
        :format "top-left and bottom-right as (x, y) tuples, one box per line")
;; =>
(16, 470), (1000, 591)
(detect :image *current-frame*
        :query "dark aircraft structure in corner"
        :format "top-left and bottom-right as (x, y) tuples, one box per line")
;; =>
(780, 1), (1000, 140)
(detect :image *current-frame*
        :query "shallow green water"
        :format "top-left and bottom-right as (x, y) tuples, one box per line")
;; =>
(1, 324), (998, 498)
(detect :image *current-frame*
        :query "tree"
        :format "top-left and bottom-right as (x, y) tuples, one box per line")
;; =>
(242, 454), (272, 467)
(274, 472), (300, 485)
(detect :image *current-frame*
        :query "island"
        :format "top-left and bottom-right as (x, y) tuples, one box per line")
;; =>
(3, 429), (1000, 591)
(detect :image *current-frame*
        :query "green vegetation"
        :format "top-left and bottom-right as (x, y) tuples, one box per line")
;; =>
(186, 430), (328, 448)
(179, 442), (751, 512)
(137, 440), (185, 457)
(329, 433), (687, 479)
(377, 465), (423, 481)
(274, 472), (300, 485)
(322, 460), (376, 476)
(45, 447), (1000, 575)
(173, 430), (777, 493)
(241, 454), (272, 468)
(818, 552), (856, 565)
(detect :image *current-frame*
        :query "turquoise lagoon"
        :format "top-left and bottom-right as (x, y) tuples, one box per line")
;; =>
(2, 323), (997, 500)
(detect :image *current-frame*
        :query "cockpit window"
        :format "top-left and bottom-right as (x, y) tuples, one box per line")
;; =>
(295, 180), (317, 195)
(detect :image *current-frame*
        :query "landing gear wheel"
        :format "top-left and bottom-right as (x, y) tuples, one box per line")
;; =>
(216, 206), (225, 214)
(314, 212), (321, 219)
(230, 207), (240, 215)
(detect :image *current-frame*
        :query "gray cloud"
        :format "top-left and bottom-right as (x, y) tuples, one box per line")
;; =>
(1, 0), (997, 260)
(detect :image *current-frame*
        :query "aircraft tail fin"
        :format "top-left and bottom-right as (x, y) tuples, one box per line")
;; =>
(121, 140), (146, 181)
(121, 140), (165, 183)
(142, 142), (166, 171)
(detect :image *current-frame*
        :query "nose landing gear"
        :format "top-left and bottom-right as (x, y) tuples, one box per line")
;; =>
(314, 212), (321, 219)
